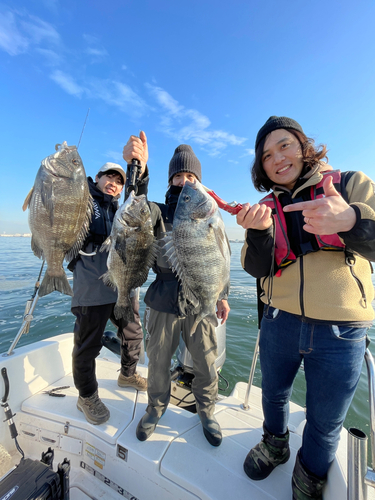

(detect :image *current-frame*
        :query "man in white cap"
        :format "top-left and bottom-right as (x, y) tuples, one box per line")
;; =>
(68, 162), (149, 425)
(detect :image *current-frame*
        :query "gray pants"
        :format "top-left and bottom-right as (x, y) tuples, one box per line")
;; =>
(144, 308), (218, 421)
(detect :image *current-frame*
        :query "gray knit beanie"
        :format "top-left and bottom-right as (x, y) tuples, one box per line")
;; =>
(168, 144), (202, 183)
(255, 116), (304, 151)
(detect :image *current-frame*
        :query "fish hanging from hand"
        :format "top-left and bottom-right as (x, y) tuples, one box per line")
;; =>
(23, 142), (93, 297)
(163, 180), (231, 334)
(100, 191), (157, 322)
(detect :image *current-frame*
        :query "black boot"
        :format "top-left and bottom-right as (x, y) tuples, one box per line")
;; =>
(292, 450), (326, 499)
(136, 413), (160, 441)
(243, 424), (290, 480)
(201, 415), (222, 447)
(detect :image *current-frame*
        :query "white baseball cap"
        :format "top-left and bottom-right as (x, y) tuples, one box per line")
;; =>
(98, 162), (126, 184)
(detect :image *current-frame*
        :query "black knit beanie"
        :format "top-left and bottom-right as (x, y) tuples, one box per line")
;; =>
(168, 144), (202, 183)
(255, 116), (304, 151)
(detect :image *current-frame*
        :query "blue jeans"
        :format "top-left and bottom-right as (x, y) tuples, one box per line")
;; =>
(259, 307), (367, 478)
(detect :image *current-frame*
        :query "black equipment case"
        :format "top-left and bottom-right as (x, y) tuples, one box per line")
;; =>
(0, 456), (69, 500)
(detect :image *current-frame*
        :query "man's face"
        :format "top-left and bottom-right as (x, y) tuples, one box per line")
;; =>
(95, 173), (124, 197)
(172, 172), (197, 187)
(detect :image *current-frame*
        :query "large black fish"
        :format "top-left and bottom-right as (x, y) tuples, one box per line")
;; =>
(100, 191), (156, 322)
(163, 180), (231, 334)
(23, 142), (92, 297)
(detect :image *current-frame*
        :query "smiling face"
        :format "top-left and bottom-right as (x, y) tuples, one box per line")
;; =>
(95, 173), (124, 197)
(262, 129), (304, 190)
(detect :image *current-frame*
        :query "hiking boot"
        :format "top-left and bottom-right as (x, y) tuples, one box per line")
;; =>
(292, 450), (326, 499)
(77, 390), (110, 425)
(136, 413), (160, 441)
(118, 372), (147, 391)
(201, 416), (222, 447)
(243, 424), (290, 480)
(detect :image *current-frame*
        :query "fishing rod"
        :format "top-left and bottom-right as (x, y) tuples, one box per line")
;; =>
(4, 262), (45, 357)
(77, 108), (90, 150)
(125, 132), (143, 197)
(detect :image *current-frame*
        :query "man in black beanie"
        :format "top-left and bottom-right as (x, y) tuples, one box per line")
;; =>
(122, 134), (230, 447)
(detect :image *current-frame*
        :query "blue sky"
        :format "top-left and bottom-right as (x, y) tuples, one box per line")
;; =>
(1, 0), (375, 239)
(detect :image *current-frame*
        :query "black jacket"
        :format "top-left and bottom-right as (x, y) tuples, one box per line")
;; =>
(71, 172), (149, 308)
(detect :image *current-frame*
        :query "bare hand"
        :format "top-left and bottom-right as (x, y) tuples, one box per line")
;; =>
(283, 176), (356, 234)
(122, 131), (148, 177)
(236, 202), (273, 230)
(216, 299), (230, 324)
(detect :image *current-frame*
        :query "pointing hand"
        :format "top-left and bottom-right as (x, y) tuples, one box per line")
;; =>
(283, 176), (356, 234)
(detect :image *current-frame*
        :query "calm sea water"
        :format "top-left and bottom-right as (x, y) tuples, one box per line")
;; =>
(1, 237), (375, 443)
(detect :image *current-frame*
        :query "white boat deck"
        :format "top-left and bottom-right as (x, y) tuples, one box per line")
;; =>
(0, 333), (359, 499)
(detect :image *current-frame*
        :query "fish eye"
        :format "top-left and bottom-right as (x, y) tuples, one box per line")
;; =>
(140, 208), (147, 215)
(183, 195), (191, 202)
(72, 159), (78, 165)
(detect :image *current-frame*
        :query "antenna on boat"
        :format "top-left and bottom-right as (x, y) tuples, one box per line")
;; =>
(77, 108), (90, 150)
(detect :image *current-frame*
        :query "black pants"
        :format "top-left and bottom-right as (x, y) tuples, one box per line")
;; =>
(72, 295), (143, 398)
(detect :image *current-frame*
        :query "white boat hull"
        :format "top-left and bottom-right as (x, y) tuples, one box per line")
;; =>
(0, 333), (367, 499)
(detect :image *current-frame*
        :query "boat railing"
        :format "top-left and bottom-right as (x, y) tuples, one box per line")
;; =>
(242, 333), (375, 499)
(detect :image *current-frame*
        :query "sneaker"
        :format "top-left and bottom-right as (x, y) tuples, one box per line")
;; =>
(77, 390), (110, 425)
(118, 372), (147, 391)
(243, 424), (290, 480)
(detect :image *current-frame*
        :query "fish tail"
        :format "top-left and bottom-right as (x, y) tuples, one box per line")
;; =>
(114, 302), (135, 323)
(190, 313), (218, 336)
(38, 271), (73, 297)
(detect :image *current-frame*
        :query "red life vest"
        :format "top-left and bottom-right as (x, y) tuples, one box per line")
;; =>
(259, 170), (345, 277)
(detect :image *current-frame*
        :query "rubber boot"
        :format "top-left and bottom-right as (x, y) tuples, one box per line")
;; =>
(243, 424), (290, 480)
(201, 415), (222, 447)
(292, 450), (326, 499)
(136, 413), (161, 441)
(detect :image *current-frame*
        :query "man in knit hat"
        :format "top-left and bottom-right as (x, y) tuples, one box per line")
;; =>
(122, 134), (230, 446)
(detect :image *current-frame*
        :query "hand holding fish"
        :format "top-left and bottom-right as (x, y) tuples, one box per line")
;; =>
(236, 202), (273, 230)
(123, 131), (148, 177)
(283, 176), (357, 235)
(216, 299), (230, 324)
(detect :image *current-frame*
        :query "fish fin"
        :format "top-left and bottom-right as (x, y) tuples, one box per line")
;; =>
(100, 271), (117, 290)
(22, 188), (34, 211)
(65, 195), (94, 262)
(99, 236), (112, 253)
(209, 218), (231, 260)
(38, 271), (73, 297)
(31, 236), (44, 259)
(162, 234), (200, 308)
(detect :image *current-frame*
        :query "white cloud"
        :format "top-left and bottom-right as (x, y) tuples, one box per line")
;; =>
(36, 48), (61, 66)
(85, 79), (149, 118)
(48, 71), (149, 118)
(146, 83), (247, 156)
(105, 150), (123, 162)
(86, 47), (108, 57)
(20, 15), (60, 45)
(50, 70), (84, 97)
(83, 34), (108, 60)
(0, 11), (29, 55)
(0, 10), (60, 56)
(240, 148), (255, 157)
